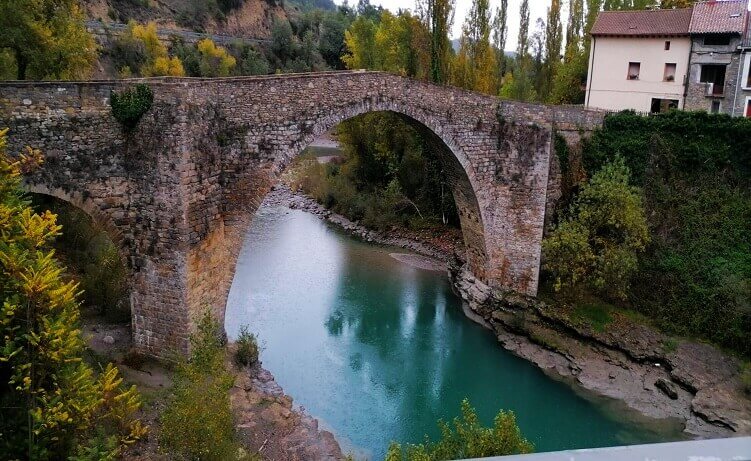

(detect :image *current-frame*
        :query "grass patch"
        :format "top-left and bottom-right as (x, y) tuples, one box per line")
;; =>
(662, 337), (679, 354)
(571, 302), (613, 333)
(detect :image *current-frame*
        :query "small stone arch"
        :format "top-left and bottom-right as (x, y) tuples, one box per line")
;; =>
(23, 183), (136, 320)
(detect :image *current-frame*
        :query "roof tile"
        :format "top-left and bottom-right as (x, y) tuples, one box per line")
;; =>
(689, 0), (748, 35)
(591, 8), (693, 37)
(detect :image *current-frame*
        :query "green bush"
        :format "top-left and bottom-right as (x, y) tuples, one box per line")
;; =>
(110, 84), (154, 131)
(543, 156), (650, 300)
(385, 399), (533, 460)
(161, 312), (255, 460)
(234, 325), (259, 367)
(579, 111), (751, 357)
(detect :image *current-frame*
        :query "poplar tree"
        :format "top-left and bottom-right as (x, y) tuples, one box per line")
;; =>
(454, 0), (497, 94)
(542, 0), (563, 98)
(492, 0), (509, 76)
(417, 0), (455, 84)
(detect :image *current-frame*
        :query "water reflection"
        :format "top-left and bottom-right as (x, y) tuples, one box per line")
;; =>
(225, 206), (683, 460)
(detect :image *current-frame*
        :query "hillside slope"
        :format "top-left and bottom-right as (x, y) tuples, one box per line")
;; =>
(82, 0), (291, 39)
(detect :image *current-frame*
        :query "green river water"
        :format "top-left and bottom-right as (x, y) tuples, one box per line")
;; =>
(224, 204), (682, 460)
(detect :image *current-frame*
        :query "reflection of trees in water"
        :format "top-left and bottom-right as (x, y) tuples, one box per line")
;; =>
(324, 244), (467, 429)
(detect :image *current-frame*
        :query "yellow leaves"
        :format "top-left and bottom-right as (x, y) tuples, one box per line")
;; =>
(196, 38), (236, 77)
(147, 56), (185, 77)
(0, 130), (146, 456)
(125, 21), (186, 77)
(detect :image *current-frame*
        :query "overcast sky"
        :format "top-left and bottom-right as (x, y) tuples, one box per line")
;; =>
(334, 0), (552, 52)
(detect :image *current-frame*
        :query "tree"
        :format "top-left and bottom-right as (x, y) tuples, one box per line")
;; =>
(660, 0), (693, 7)
(517, 0), (531, 58)
(542, 0), (563, 99)
(452, 0), (498, 94)
(549, 0), (587, 104)
(416, 0), (455, 84)
(385, 399), (533, 460)
(114, 21), (184, 77)
(342, 15), (377, 69)
(492, 0), (509, 77)
(0, 0), (97, 80)
(319, 13), (348, 68)
(0, 129), (146, 459)
(197, 38), (236, 77)
(271, 17), (299, 68)
(542, 156), (650, 300)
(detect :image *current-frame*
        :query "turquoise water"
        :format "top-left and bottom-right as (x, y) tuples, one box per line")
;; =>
(225, 205), (681, 460)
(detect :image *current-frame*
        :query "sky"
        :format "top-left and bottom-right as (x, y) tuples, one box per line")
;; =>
(334, 0), (552, 52)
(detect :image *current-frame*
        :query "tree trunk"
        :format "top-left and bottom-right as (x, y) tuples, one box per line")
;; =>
(15, 49), (27, 80)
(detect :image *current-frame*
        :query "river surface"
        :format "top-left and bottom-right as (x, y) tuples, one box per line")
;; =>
(225, 204), (681, 460)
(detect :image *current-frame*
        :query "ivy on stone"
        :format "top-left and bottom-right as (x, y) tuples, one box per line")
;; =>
(110, 84), (154, 131)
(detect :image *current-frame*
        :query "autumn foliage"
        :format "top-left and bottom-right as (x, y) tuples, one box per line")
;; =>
(0, 129), (146, 459)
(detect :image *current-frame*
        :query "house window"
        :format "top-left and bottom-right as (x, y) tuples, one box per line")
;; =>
(746, 99), (751, 117)
(711, 100), (721, 113)
(650, 98), (679, 114)
(746, 59), (751, 88)
(700, 64), (726, 95)
(664, 63), (677, 82)
(627, 62), (641, 80)
(665, 41), (671, 50)
(704, 35), (731, 46)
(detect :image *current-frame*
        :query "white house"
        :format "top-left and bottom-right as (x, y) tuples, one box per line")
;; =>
(585, 8), (693, 113)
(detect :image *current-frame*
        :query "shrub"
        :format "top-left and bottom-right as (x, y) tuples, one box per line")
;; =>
(197, 38), (237, 77)
(543, 156), (649, 300)
(113, 21), (185, 77)
(0, 129), (145, 459)
(580, 111), (751, 357)
(161, 312), (254, 461)
(110, 84), (154, 131)
(234, 325), (259, 367)
(385, 399), (533, 460)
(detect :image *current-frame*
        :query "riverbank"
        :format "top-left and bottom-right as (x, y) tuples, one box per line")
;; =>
(264, 184), (463, 263)
(82, 320), (346, 460)
(270, 185), (751, 441)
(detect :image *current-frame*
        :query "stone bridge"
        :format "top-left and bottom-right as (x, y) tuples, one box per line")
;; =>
(0, 71), (606, 357)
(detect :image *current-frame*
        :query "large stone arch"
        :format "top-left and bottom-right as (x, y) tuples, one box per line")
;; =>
(1, 71), (609, 357)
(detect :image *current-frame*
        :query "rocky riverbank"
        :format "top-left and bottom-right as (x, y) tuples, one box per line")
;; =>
(264, 184), (463, 263)
(230, 361), (345, 460)
(83, 320), (346, 460)
(268, 184), (751, 442)
(449, 262), (751, 439)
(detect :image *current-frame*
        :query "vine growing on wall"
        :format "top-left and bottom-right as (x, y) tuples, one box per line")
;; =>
(110, 84), (154, 131)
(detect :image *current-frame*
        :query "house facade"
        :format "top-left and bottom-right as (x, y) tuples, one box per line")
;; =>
(586, 0), (751, 116)
(585, 8), (693, 113)
(684, 0), (748, 114)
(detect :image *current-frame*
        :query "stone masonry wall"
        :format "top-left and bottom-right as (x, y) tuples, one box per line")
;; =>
(0, 71), (605, 356)
(685, 36), (743, 115)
